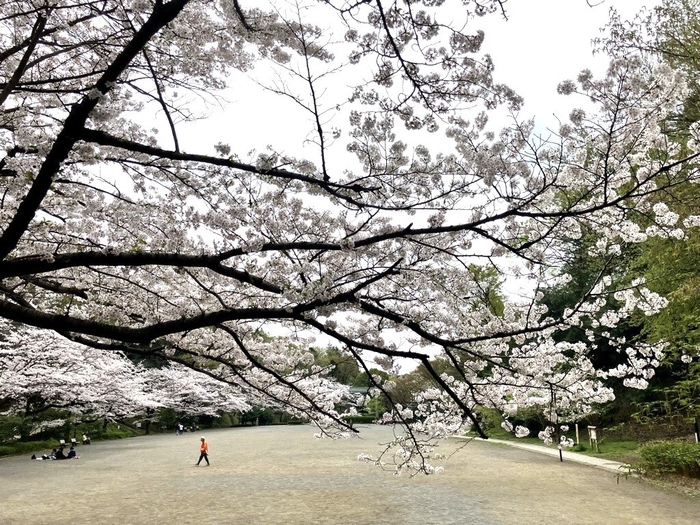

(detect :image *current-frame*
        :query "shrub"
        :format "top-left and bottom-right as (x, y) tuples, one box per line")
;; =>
(158, 408), (178, 429)
(87, 423), (137, 441)
(0, 440), (56, 458)
(239, 408), (278, 426)
(638, 442), (700, 477)
(0, 415), (25, 443)
(211, 413), (234, 428)
(473, 407), (502, 431)
(343, 415), (375, 425)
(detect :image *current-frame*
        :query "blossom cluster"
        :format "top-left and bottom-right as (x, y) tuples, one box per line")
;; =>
(0, 0), (697, 476)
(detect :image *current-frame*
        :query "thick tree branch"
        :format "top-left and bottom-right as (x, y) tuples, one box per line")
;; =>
(0, 12), (47, 107)
(0, 0), (191, 261)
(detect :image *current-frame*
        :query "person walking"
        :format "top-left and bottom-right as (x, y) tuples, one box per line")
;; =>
(196, 436), (209, 466)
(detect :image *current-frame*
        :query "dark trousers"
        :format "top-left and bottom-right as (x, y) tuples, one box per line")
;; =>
(197, 452), (209, 465)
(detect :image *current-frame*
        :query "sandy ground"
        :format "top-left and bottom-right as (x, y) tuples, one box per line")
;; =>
(1, 425), (699, 525)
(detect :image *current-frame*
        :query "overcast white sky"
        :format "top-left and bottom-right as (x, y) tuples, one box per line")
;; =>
(477, 0), (658, 128)
(177, 1), (661, 161)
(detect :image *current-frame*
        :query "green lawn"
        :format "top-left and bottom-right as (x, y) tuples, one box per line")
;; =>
(575, 439), (642, 465)
(475, 427), (643, 465)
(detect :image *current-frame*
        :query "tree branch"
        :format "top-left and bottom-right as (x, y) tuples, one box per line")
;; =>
(0, 0), (191, 261)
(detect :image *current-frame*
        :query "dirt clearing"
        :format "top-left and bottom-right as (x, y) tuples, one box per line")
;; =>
(1, 425), (698, 524)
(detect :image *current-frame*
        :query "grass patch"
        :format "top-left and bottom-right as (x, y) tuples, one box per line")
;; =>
(0, 423), (138, 458)
(97, 424), (138, 440)
(578, 440), (641, 464)
(0, 440), (56, 458)
(469, 426), (643, 464)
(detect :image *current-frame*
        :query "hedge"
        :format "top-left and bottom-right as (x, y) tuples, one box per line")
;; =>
(638, 441), (700, 477)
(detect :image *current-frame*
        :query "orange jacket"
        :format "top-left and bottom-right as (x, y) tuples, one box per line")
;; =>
(200, 440), (208, 453)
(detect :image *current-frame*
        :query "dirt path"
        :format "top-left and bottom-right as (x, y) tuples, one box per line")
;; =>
(1, 425), (698, 524)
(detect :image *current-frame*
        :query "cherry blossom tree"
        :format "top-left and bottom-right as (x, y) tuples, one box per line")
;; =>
(0, 321), (250, 435)
(1, 0), (699, 473)
(143, 363), (250, 418)
(0, 320), (161, 438)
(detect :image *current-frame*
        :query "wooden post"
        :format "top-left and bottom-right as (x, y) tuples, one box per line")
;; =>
(575, 423), (580, 445)
(588, 426), (598, 452)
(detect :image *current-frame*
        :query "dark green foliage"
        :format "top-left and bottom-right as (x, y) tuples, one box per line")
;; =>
(353, 368), (389, 388)
(654, 0), (700, 141)
(467, 264), (505, 317)
(634, 192), (700, 361)
(0, 415), (25, 443)
(218, 413), (234, 427)
(0, 440), (55, 458)
(637, 441), (700, 477)
(310, 346), (362, 385)
(471, 407), (508, 436)
(158, 408), (179, 429)
(240, 407), (276, 426)
(100, 426), (135, 440)
(364, 396), (387, 418)
(539, 0), (700, 430)
(343, 415), (375, 424)
(0, 420), (135, 457)
(472, 407), (546, 437)
(542, 227), (642, 361)
(630, 368), (700, 427)
(210, 412), (241, 428)
(0, 410), (77, 444)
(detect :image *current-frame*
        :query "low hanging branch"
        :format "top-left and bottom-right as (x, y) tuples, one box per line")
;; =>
(0, 0), (697, 475)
